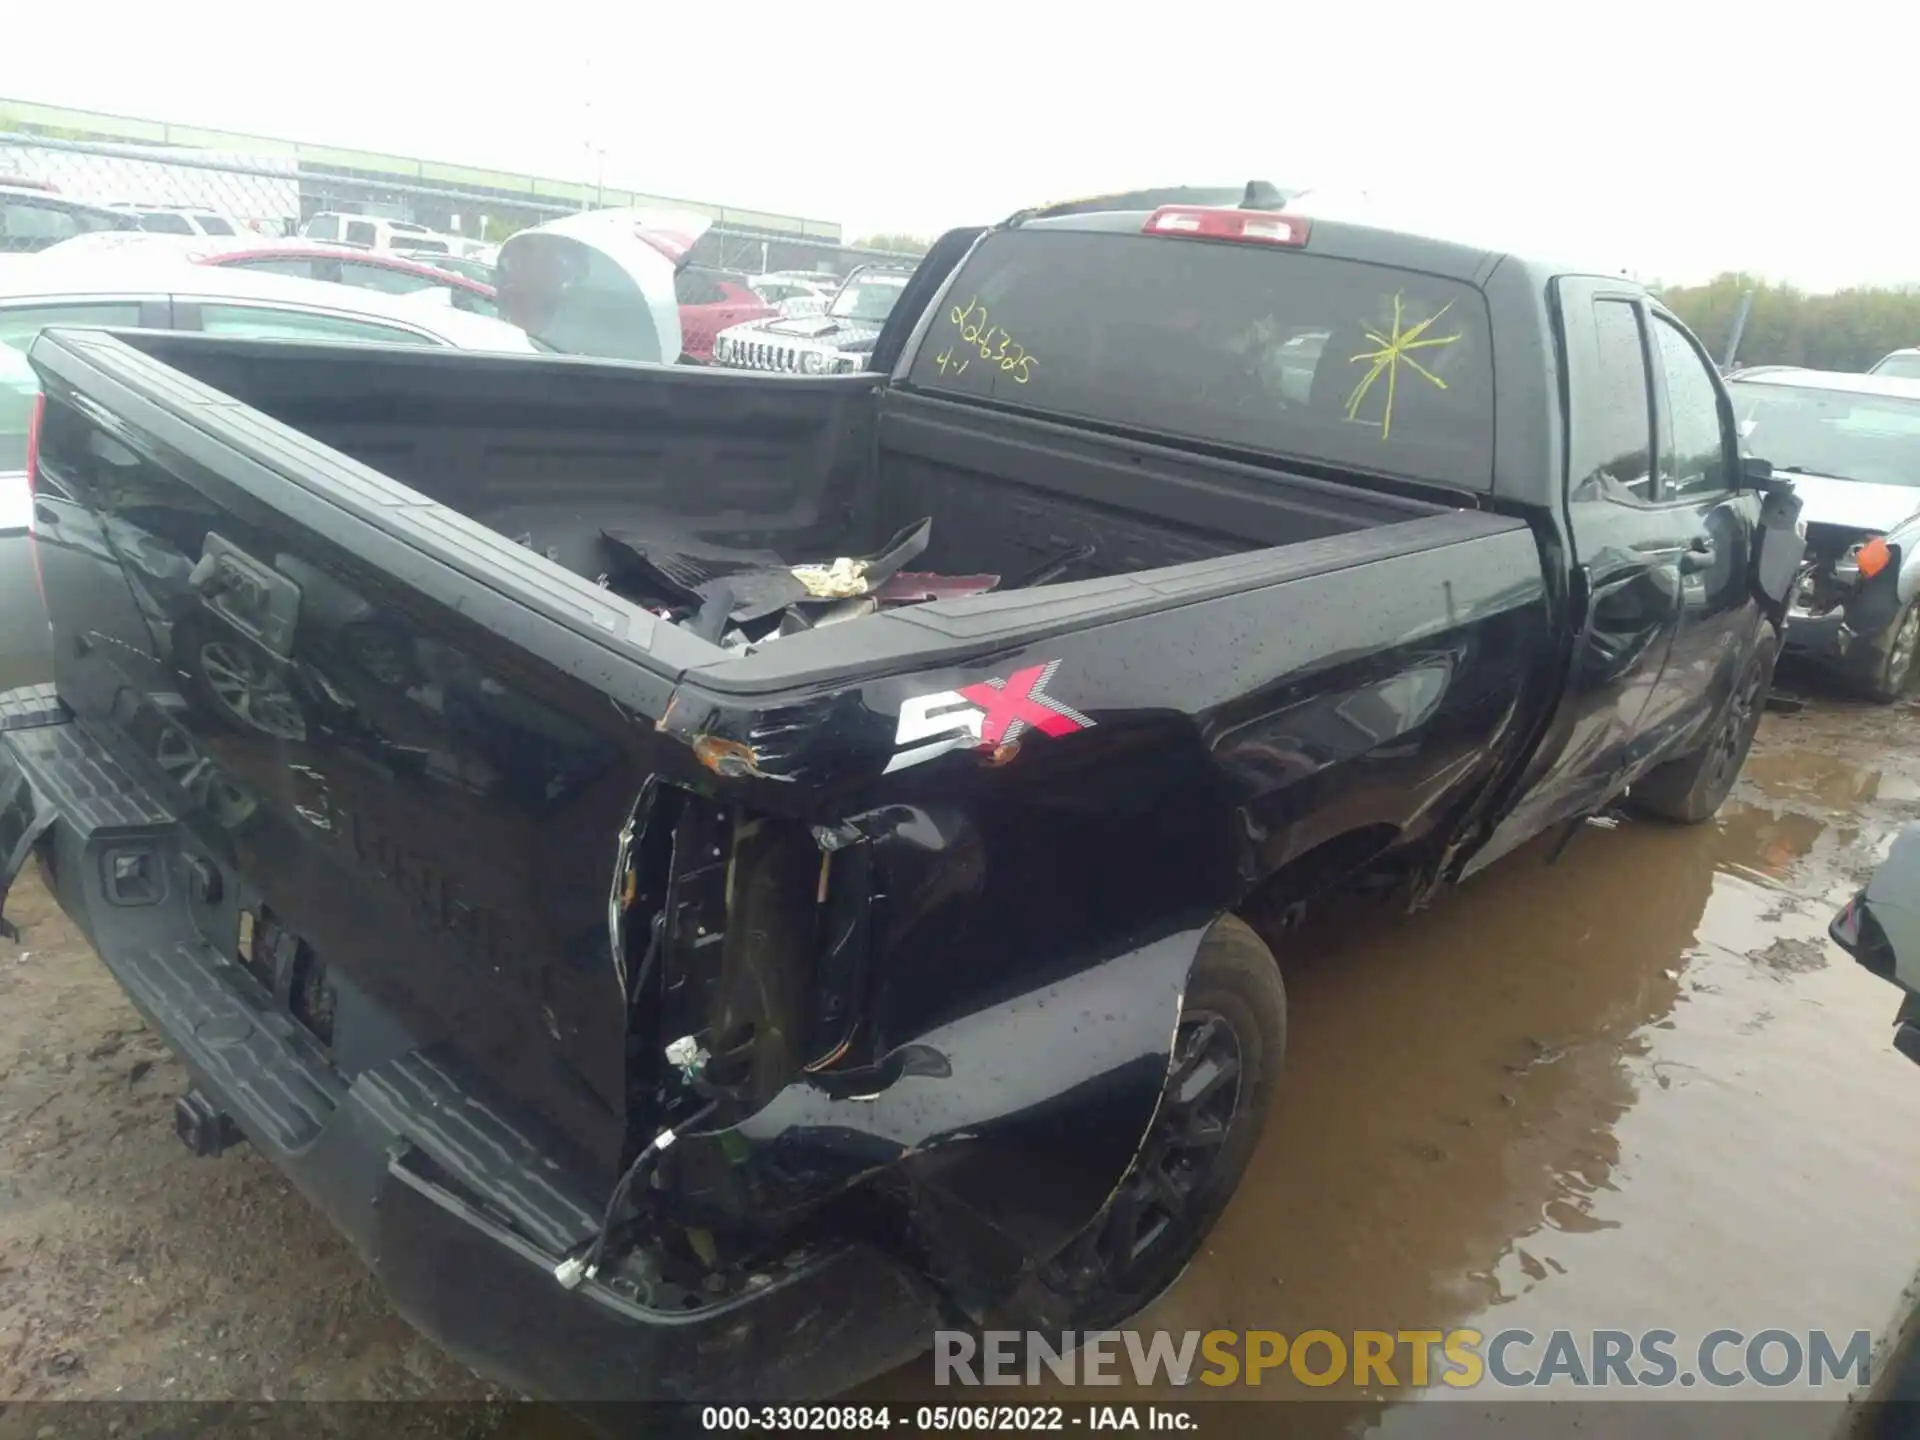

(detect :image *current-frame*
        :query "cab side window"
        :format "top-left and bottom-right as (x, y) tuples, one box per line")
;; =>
(1577, 299), (1656, 501)
(1653, 317), (1732, 498)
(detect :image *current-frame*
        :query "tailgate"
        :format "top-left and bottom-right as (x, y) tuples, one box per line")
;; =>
(25, 327), (724, 1177)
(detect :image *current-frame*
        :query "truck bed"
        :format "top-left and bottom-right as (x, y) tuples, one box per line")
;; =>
(37, 331), (1468, 694)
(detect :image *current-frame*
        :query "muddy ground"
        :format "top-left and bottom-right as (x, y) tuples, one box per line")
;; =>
(4, 680), (1920, 1434)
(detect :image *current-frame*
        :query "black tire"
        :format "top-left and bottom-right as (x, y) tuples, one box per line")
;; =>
(1631, 628), (1778, 824)
(1000, 914), (1286, 1332)
(1855, 598), (1920, 704)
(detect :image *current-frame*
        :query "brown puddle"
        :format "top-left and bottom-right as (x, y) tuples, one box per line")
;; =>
(860, 705), (1920, 1433)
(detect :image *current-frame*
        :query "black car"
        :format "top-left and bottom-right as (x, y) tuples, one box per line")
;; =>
(0, 184), (140, 253)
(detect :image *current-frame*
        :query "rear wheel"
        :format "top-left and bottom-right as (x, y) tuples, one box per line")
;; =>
(1631, 629), (1777, 824)
(1001, 914), (1286, 1331)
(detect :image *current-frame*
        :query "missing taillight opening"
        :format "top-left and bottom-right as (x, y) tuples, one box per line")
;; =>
(1142, 206), (1310, 248)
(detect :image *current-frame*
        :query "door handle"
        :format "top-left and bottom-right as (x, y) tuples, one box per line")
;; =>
(1680, 539), (1717, 574)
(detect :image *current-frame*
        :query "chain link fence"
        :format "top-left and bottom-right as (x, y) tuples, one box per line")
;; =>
(0, 133), (921, 277)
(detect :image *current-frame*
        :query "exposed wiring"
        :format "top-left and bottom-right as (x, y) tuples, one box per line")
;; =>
(552, 1098), (718, 1290)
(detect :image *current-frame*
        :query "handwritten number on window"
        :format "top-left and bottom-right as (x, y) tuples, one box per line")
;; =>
(944, 295), (1035, 384)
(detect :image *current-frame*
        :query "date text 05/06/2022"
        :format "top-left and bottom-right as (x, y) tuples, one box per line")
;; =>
(699, 1405), (1196, 1432)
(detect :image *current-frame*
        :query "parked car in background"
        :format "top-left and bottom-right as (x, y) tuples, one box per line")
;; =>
(196, 243), (499, 317)
(747, 270), (839, 313)
(492, 206), (714, 364)
(674, 264), (776, 363)
(0, 248), (539, 543)
(0, 341), (47, 693)
(0, 185), (140, 253)
(299, 213), (472, 256)
(0, 252), (542, 719)
(1831, 822), (1920, 1070)
(398, 249), (495, 285)
(112, 204), (244, 238)
(38, 231), (254, 261)
(1872, 349), (1920, 381)
(1728, 368), (1920, 700)
(711, 262), (914, 373)
(0, 338), (30, 524)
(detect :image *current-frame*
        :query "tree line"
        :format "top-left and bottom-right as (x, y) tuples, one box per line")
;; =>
(1661, 273), (1920, 372)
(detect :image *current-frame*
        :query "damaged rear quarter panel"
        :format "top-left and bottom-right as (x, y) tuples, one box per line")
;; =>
(655, 529), (1549, 1297)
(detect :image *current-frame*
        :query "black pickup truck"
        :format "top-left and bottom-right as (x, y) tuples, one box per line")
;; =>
(0, 194), (1804, 1401)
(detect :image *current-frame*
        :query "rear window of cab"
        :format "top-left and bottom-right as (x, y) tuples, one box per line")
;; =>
(905, 226), (1495, 490)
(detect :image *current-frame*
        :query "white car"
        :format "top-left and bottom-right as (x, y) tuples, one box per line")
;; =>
(0, 253), (539, 533)
(749, 270), (839, 316)
(0, 339), (34, 532)
(1872, 349), (1920, 382)
(300, 212), (474, 257)
(492, 206), (711, 364)
(1728, 367), (1920, 700)
(110, 204), (247, 239)
(34, 231), (254, 261)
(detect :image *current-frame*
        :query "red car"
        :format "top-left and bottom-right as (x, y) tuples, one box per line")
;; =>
(673, 264), (776, 364)
(193, 243), (500, 318)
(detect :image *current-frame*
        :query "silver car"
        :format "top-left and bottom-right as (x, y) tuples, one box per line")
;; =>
(0, 254), (540, 692)
(2, 248), (539, 496)
(1728, 368), (1920, 700)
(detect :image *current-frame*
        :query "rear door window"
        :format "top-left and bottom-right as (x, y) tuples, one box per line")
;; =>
(344, 220), (377, 247)
(1575, 299), (1656, 500)
(0, 200), (83, 250)
(139, 212), (196, 235)
(906, 227), (1495, 489)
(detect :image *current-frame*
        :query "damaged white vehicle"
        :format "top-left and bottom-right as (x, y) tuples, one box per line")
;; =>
(1730, 368), (1920, 701)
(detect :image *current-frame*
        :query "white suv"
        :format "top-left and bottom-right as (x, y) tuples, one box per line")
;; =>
(111, 205), (245, 238)
(301, 212), (473, 256)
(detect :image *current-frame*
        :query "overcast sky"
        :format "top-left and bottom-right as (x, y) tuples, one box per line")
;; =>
(12, 1), (1916, 290)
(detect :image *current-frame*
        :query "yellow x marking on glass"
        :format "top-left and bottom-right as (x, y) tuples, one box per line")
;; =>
(1344, 295), (1462, 441)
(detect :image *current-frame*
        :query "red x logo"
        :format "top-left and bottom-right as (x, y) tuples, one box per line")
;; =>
(957, 662), (1091, 746)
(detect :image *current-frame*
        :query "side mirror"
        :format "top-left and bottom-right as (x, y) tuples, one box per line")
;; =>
(1741, 455), (1774, 489)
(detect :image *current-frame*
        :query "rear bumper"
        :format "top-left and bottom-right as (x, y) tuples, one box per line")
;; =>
(0, 709), (942, 1401)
